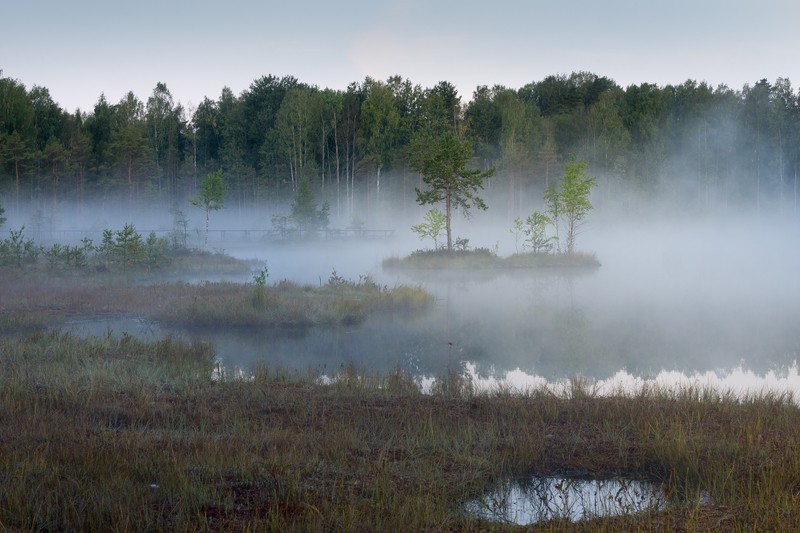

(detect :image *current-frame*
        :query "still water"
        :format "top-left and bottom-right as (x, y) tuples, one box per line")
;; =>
(466, 476), (675, 524)
(63, 215), (800, 393)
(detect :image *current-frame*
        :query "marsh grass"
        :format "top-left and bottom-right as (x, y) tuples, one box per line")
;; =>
(2, 333), (800, 531)
(0, 267), (433, 334)
(155, 277), (434, 330)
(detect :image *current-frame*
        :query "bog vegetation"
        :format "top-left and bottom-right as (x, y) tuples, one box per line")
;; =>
(2, 68), (800, 531)
(2, 332), (800, 530)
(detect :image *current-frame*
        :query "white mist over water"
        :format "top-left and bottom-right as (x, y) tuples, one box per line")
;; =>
(32, 199), (800, 397)
(257, 210), (800, 393)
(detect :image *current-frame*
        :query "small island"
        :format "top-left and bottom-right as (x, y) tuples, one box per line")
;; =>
(384, 148), (600, 271)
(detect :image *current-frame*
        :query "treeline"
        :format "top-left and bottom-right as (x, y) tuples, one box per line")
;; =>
(1, 71), (799, 220)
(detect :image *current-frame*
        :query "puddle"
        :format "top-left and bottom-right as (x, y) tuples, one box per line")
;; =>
(467, 476), (672, 525)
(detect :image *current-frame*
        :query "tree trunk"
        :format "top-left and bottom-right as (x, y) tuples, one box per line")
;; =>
(204, 208), (210, 248)
(445, 187), (452, 252)
(334, 118), (340, 218)
(127, 153), (133, 205)
(14, 159), (20, 209)
(376, 164), (381, 211)
(320, 122), (325, 192)
(51, 163), (58, 208)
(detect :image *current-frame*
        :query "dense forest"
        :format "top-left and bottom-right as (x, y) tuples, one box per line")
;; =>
(1, 70), (799, 223)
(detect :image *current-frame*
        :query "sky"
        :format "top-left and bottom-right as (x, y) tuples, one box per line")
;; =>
(2, 0), (799, 114)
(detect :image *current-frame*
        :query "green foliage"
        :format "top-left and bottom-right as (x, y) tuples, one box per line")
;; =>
(0, 201), (6, 229)
(112, 223), (145, 264)
(510, 217), (524, 253)
(409, 132), (494, 251)
(0, 226), (40, 267)
(251, 266), (270, 311)
(3, 71), (800, 216)
(270, 214), (294, 239)
(543, 182), (562, 252)
(545, 157), (595, 254)
(193, 169), (227, 210)
(410, 209), (446, 250)
(191, 169), (226, 247)
(327, 268), (350, 287)
(318, 200), (330, 229)
(145, 231), (165, 267)
(361, 78), (401, 175)
(98, 224), (166, 268)
(0, 224), (169, 272)
(253, 265), (269, 287)
(45, 239), (93, 269)
(290, 179), (329, 231)
(559, 157), (596, 253)
(522, 211), (556, 254)
(168, 203), (189, 250)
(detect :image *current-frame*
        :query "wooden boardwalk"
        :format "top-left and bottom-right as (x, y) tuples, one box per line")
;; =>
(28, 228), (396, 244)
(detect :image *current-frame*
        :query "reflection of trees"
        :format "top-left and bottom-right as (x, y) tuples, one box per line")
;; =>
(428, 272), (599, 380)
(546, 307), (591, 375)
(518, 275), (594, 378)
(473, 477), (667, 524)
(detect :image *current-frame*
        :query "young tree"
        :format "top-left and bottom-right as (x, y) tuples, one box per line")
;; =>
(510, 216), (524, 253)
(543, 182), (562, 252)
(523, 211), (555, 253)
(191, 169), (225, 248)
(411, 208), (446, 250)
(291, 178), (329, 231)
(409, 132), (494, 251)
(546, 157), (596, 254)
(0, 200), (6, 229)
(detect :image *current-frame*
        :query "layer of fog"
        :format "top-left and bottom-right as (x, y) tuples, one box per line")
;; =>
(9, 196), (800, 388)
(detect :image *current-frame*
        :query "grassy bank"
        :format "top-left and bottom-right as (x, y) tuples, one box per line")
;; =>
(0, 265), (433, 333)
(383, 249), (601, 271)
(155, 276), (434, 329)
(2, 333), (800, 531)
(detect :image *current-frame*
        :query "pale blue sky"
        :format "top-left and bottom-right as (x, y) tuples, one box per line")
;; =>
(2, 0), (798, 113)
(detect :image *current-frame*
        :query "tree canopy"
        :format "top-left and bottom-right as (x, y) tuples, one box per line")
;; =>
(1, 71), (799, 221)
(546, 157), (596, 254)
(410, 132), (494, 251)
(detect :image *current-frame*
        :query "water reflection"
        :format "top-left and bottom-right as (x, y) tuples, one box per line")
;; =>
(467, 477), (669, 524)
